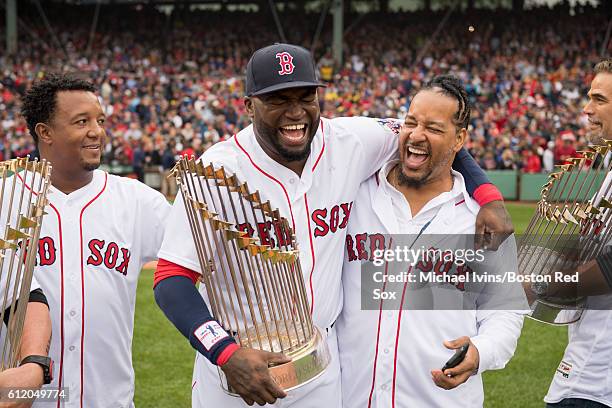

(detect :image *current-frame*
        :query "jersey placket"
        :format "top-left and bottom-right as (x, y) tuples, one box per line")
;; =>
(55, 195), (84, 407)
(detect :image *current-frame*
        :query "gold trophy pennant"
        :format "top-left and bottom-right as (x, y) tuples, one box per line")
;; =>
(246, 191), (261, 203)
(598, 197), (612, 209)
(223, 229), (245, 241)
(561, 208), (579, 225)
(211, 218), (233, 231)
(18, 216), (38, 229)
(174, 157), (330, 393)
(237, 237), (259, 249)
(0, 157), (52, 371)
(255, 201), (273, 215)
(203, 164), (216, 178)
(6, 228), (30, 241)
(519, 138), (612, 325)
(0, 240), (17, 250)
(237, 183), (250, 196)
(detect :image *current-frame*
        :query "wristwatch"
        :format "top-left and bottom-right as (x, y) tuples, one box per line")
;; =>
(531, 280), (549, 297)
(19, 355), (53, 384)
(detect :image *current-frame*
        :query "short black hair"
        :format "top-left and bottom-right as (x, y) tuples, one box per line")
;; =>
(20, 73), (97, 143)
(422, 75), (471, 130)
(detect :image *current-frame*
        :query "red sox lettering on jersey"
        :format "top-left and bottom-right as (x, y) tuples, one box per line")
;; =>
(158, 116), (399, 408)
(311, 202), (352, 238)
(276, 52), (295, 75)
(344, 232), (472, 291)
(29, 170), (170, 408)
(337, 164), (524, 408)
(32, 236), (131, 276)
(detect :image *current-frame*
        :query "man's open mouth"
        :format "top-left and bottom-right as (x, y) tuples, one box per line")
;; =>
(404, 145), (430, 169)
(278, 124), (308, 147)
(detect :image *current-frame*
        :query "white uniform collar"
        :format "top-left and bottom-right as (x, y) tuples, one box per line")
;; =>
(234, 120), (326, 193)
(371, 158), (478, 234)
(49, 169), (107, 204)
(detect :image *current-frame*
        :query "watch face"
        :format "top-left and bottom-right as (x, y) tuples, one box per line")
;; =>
(532, 281), (548, 296)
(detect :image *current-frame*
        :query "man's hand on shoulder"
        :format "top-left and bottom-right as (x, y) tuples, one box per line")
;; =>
(475, 200), (513, 250)
(220, 347), (290, 406)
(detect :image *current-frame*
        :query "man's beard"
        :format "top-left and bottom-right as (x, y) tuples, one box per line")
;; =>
(256, 118), (317, 162)
(397, 146), (455, 188)
(271, 136), (312, 162)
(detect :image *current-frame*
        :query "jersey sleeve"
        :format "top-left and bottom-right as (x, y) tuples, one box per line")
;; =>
(471, 236), (527, 372)
(138, 184), (172, 263)
(157, 191), (203, 273)
(452, 148), (491, 196)
(330, 116), (399, 182)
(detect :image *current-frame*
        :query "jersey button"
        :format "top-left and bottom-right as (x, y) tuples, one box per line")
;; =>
(381, 384), (389, 391)
(383, 348), (389, 354)
(69, 310), (76, 317)
(69, 346), (76, 351)
(289, 178), (296, 184)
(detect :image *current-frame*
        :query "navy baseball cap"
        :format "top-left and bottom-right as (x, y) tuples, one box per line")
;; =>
(245, 43), (326, 97)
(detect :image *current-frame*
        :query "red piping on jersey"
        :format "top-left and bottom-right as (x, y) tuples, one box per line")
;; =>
(234, 134), (296, 232)
(311, 119), (325, 171)
(47, 204), (65, 408)
(455, 199), (466, 206)
(367, 238), (392, 408)
(303, 194), (316, 315)
(391, 266), (413, 408)
(15, 174), (66, 408)
(78, 173), (108, 408)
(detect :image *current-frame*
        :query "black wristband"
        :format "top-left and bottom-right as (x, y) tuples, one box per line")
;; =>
(3, 289), (49, 326)
(28, 288), (49, 307)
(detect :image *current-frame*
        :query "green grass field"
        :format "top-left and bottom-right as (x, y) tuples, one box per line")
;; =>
(132, 202), (567, 407)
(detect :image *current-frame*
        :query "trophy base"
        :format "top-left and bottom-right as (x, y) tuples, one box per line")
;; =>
(529, 297), (585, 325)
(219, 326), (331, 394)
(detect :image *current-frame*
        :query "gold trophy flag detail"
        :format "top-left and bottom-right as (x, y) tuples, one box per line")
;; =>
(0, 157), (52, 370)
(173, 157), (330, 392)
(519, 139), (612, 325)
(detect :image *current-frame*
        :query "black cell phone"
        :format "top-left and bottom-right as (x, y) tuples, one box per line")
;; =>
(441, 343), (470, 371)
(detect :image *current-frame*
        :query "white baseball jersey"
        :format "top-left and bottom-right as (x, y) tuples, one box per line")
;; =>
(25, 170), (170, 408)
(158, 117), (399, 407)
(545, 170), (612, 406)
(336, 160), (524, 408)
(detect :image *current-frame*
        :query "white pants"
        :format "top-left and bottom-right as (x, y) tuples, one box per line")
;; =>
(191, 326), (342, 408)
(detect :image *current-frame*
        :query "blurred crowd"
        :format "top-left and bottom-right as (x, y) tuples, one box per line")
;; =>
(0, 2), (609, 186)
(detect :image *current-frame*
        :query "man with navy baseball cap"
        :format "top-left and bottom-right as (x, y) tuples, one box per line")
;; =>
(245, 43), (326, 96)
(154, 42), (513, 407)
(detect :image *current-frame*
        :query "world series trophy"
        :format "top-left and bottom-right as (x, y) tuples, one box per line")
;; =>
(173, 156), (330, 392)
(0, 157), (52, 369)
(519, 138), (612, 325)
